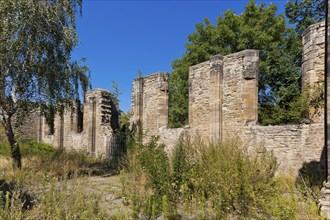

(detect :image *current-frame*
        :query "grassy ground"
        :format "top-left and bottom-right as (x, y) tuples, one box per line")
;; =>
(0, 159), (129, 219)
(0, 134), (128, 219)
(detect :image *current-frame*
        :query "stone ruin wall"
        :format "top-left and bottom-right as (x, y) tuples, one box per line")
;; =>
(14, 21), (326, 174)
(131, 21), (326, 175)
(302, 21), (325, 92)
(19, 89), (119, 158)
(131, 72), (169, 139)
(16, 110), (44, 142)
(302, 21), (325, 123)
(188, 50), (259, 141)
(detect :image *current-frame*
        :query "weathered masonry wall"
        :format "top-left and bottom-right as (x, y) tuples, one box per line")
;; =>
(16, 110), (44, 142)
(132, 21), (326, 175)
(302, 21), (325, 92)
(242, 124), (324, 174)
(20, 89), (119, 158)
(188, 50), (258, 141)
(302, 21), (325, 123)
(131, 72), (169, 138)
(223, 50), (259, 137)
(84, 89), (119, 157)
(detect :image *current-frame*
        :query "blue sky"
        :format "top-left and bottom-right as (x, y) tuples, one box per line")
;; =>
(73, 0), (288, 112)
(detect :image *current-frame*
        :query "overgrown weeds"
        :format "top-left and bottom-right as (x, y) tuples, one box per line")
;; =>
(0, 177), (108, 220)
(0, 139), (115, 181)
(0, 133), (113, 219)
(121, 135), (322, 219)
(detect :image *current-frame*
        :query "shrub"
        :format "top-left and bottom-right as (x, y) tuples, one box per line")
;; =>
(171, 137), (280, 218)
(121, 135), (321, 219)
(121, 137), (173, 219)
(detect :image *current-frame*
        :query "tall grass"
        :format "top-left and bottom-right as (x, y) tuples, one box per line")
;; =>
(0, 177), (108, 220)
(121, 136), (322, 219)
(0, 128), (113, 219)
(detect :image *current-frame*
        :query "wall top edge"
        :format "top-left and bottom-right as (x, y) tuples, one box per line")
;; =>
(302, 20), (325, 37)
(133, 72), (170, 81)
(86, 88), (112, 95)
(224, 49), (259, 59)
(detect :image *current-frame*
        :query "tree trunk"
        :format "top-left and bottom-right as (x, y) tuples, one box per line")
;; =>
(3, 117), (22, 170)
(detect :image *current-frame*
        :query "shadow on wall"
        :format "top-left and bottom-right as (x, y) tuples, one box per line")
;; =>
(298, 146), (326, 187)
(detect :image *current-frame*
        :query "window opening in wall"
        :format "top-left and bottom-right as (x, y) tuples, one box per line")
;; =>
(45, 106), (55, 135)
(78, 106), (83, 133)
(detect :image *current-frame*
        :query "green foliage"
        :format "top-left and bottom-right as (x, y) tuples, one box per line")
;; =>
(121, 136), (321, 219)
(169, 0), (303, 127)
(286, 0), (325, 34)
(118, 111), (131, 134)
(138, 139), (171, 196)
(137, 70), (143, 77)
(121, 137), (172, 219)
(0, 140), (60, 158)
(110, 80), (123, 105)
(259, 91), (310, 125)
(0, 0), (89, 169)
(20, 141), (60, 158)
(0, 0), (89, 114)
(171, 138), (280, 218)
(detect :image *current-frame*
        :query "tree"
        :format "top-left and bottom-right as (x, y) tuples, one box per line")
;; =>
(0, 0), (89, 169)
(286, 0), (326, 34)
(169, 0), (303, 127)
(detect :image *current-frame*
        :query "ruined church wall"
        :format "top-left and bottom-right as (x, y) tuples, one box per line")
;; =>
(242, 123), (324, 174)
(52, 104), (83, 149)
(16, 110), (43, 141)
(19, 89), (120, 158)
(188, 59), (213, 140)
(302, 21), (325, 123)
(188, 50), (258, 141)
(132, 23), (326, 175)
(158, 126), (186, 152)
(131, 72), (169, 139)
(302, 21), (325, 92)
(84, 89), (117, 157)
(222, 50), (258, 138)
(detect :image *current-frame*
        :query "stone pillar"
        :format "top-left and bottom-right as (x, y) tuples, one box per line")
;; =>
(157, 73), (169, 128)
(302, 21), (325, 123)
(131, 77), (144, 131)
(220, 49), (259, 139)
(37, 114), (44, 142)
(242, 50), (259, 124)
(84, 89), (118, 157)
(59, 110), (64, 148)
(209, 55), (224, 141)
(131, 73), (169, 139)
(302, 21), (325, 93)
(86, 96), (96, 156)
